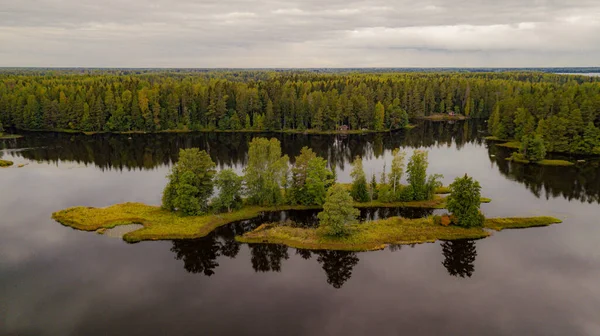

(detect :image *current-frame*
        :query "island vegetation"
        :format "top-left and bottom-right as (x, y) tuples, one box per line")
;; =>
(52, 136), (562, 249)
(237, 174), (561, 251)
(0, 121), (22, 139)
(1, 70), (598, 155)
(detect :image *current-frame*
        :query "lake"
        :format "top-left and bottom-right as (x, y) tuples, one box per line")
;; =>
(1, 121), (600, 335)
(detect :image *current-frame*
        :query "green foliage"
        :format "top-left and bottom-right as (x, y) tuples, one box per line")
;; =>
(244, 137), (289, 206)
(388, 148), (406, 194)
(162, 148), (217, 216)
(289, 147), (334, 205)
(374, 102), (385, 131)
(447, 174), (485, 228)
(369, 174), (378, 201)
(425, 174), (444, 200)
(520, 135), (547, 161)
(397, 184), (415, 202)
(407, 150), (429, 201)
(213, 169), (243, 213)
(2, 70), (599, 154)
(350, 156), (369, 202)
(317, 184), (360, 237)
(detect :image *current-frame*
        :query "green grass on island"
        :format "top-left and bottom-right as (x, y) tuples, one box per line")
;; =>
(0, 159), (14, 167)
(506, 157), (575, 166)
(51, 196), (491, 242)
(0, 134), (23, 140)
(497, 141), (522, 149)
(52, 202), (319, 243)
(236, 216), (563, 251)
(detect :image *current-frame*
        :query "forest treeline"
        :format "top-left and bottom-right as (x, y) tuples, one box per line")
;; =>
(0, 71), (599, 153)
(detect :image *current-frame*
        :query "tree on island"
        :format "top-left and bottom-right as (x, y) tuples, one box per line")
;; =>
(350, 156), (369, 202)
(520, 135), (547, 161)
(289, 147), (334, 206)
(318, 184), (360, 237)
(213, 169), (243, 213)
(162, 148), (216, 216)
(406, 150), (443, 201)
(244, 137), (289, 206)
(447, 174), (485, 228)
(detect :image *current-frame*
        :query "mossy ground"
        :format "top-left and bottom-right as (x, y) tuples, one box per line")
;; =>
(236, 216), (563, 251)
(52, 196), (491, 242)
(0, 159), (14, 167)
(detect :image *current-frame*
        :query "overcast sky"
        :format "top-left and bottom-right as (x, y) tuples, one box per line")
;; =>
(1, 0), (599, 67)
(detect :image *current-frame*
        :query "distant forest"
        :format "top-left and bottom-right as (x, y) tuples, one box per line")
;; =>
(1, 70), (599, 154)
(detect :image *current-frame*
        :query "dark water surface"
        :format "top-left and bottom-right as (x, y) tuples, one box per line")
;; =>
(1, 121), (600, 336)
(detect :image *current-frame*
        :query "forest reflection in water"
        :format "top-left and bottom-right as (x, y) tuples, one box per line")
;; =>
(169, 208), (477, 288)
(4, 120), (599, 204)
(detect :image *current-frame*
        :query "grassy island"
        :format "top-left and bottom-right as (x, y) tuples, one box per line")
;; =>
(0, 159), (14, 167)
(51, 195), (490, 242)
(506, 157), (575, 166)
(235, 216), (563, 251)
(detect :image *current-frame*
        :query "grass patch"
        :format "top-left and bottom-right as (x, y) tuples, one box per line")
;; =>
(236, 216), (563, 251)
(0, 159), (14, 167)
(484, 217), (562, 231)
(484, 136), (508, 141)
(497, 141), (522, 149)
(538, 159), (575, 166)
(52, 195), (491, 242)
(0, 134), (23, 140)
(506, 157), (574, 166)
(52, 202), (320, 243)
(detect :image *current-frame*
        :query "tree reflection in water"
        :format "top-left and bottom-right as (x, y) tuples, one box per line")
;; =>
(249, 244), (289, 272)
(441, 240), (477, 278)
(170, 235), (240, 276)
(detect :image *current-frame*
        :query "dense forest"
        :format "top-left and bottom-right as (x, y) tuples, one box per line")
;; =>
(1, 70), (599, 153)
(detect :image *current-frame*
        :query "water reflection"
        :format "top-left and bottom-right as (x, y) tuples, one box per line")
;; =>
(489, 145), (600, 203)
(249, 244), (290, 272)
(6, 120), (484, 171)
(168, 208), (477, 287)
(441, 240), (477, 278)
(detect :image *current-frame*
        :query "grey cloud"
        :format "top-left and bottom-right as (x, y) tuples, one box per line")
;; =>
(0, 0), (599, 66)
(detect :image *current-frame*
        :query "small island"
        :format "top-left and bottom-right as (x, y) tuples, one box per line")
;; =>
(0, 122), (23, 140)
(0, 159), (14, 167)
(236, 216), (562, 251)
(489, 136), (575, 166)
(52, 137), (559, 249)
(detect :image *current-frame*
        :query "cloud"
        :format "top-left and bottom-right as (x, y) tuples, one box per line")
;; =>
(0, 0), (599, 67)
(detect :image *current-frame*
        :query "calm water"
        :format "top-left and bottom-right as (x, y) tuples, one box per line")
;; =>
(1, 121), (600, 336)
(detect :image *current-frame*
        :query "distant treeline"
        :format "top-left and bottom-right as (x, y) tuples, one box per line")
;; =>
(0, 71), (599, 153)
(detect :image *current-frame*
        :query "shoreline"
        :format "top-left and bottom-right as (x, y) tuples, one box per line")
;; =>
(14, 125), (417, 137)
(236, 216), (563, 251)
(51, 195), (491, 243)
